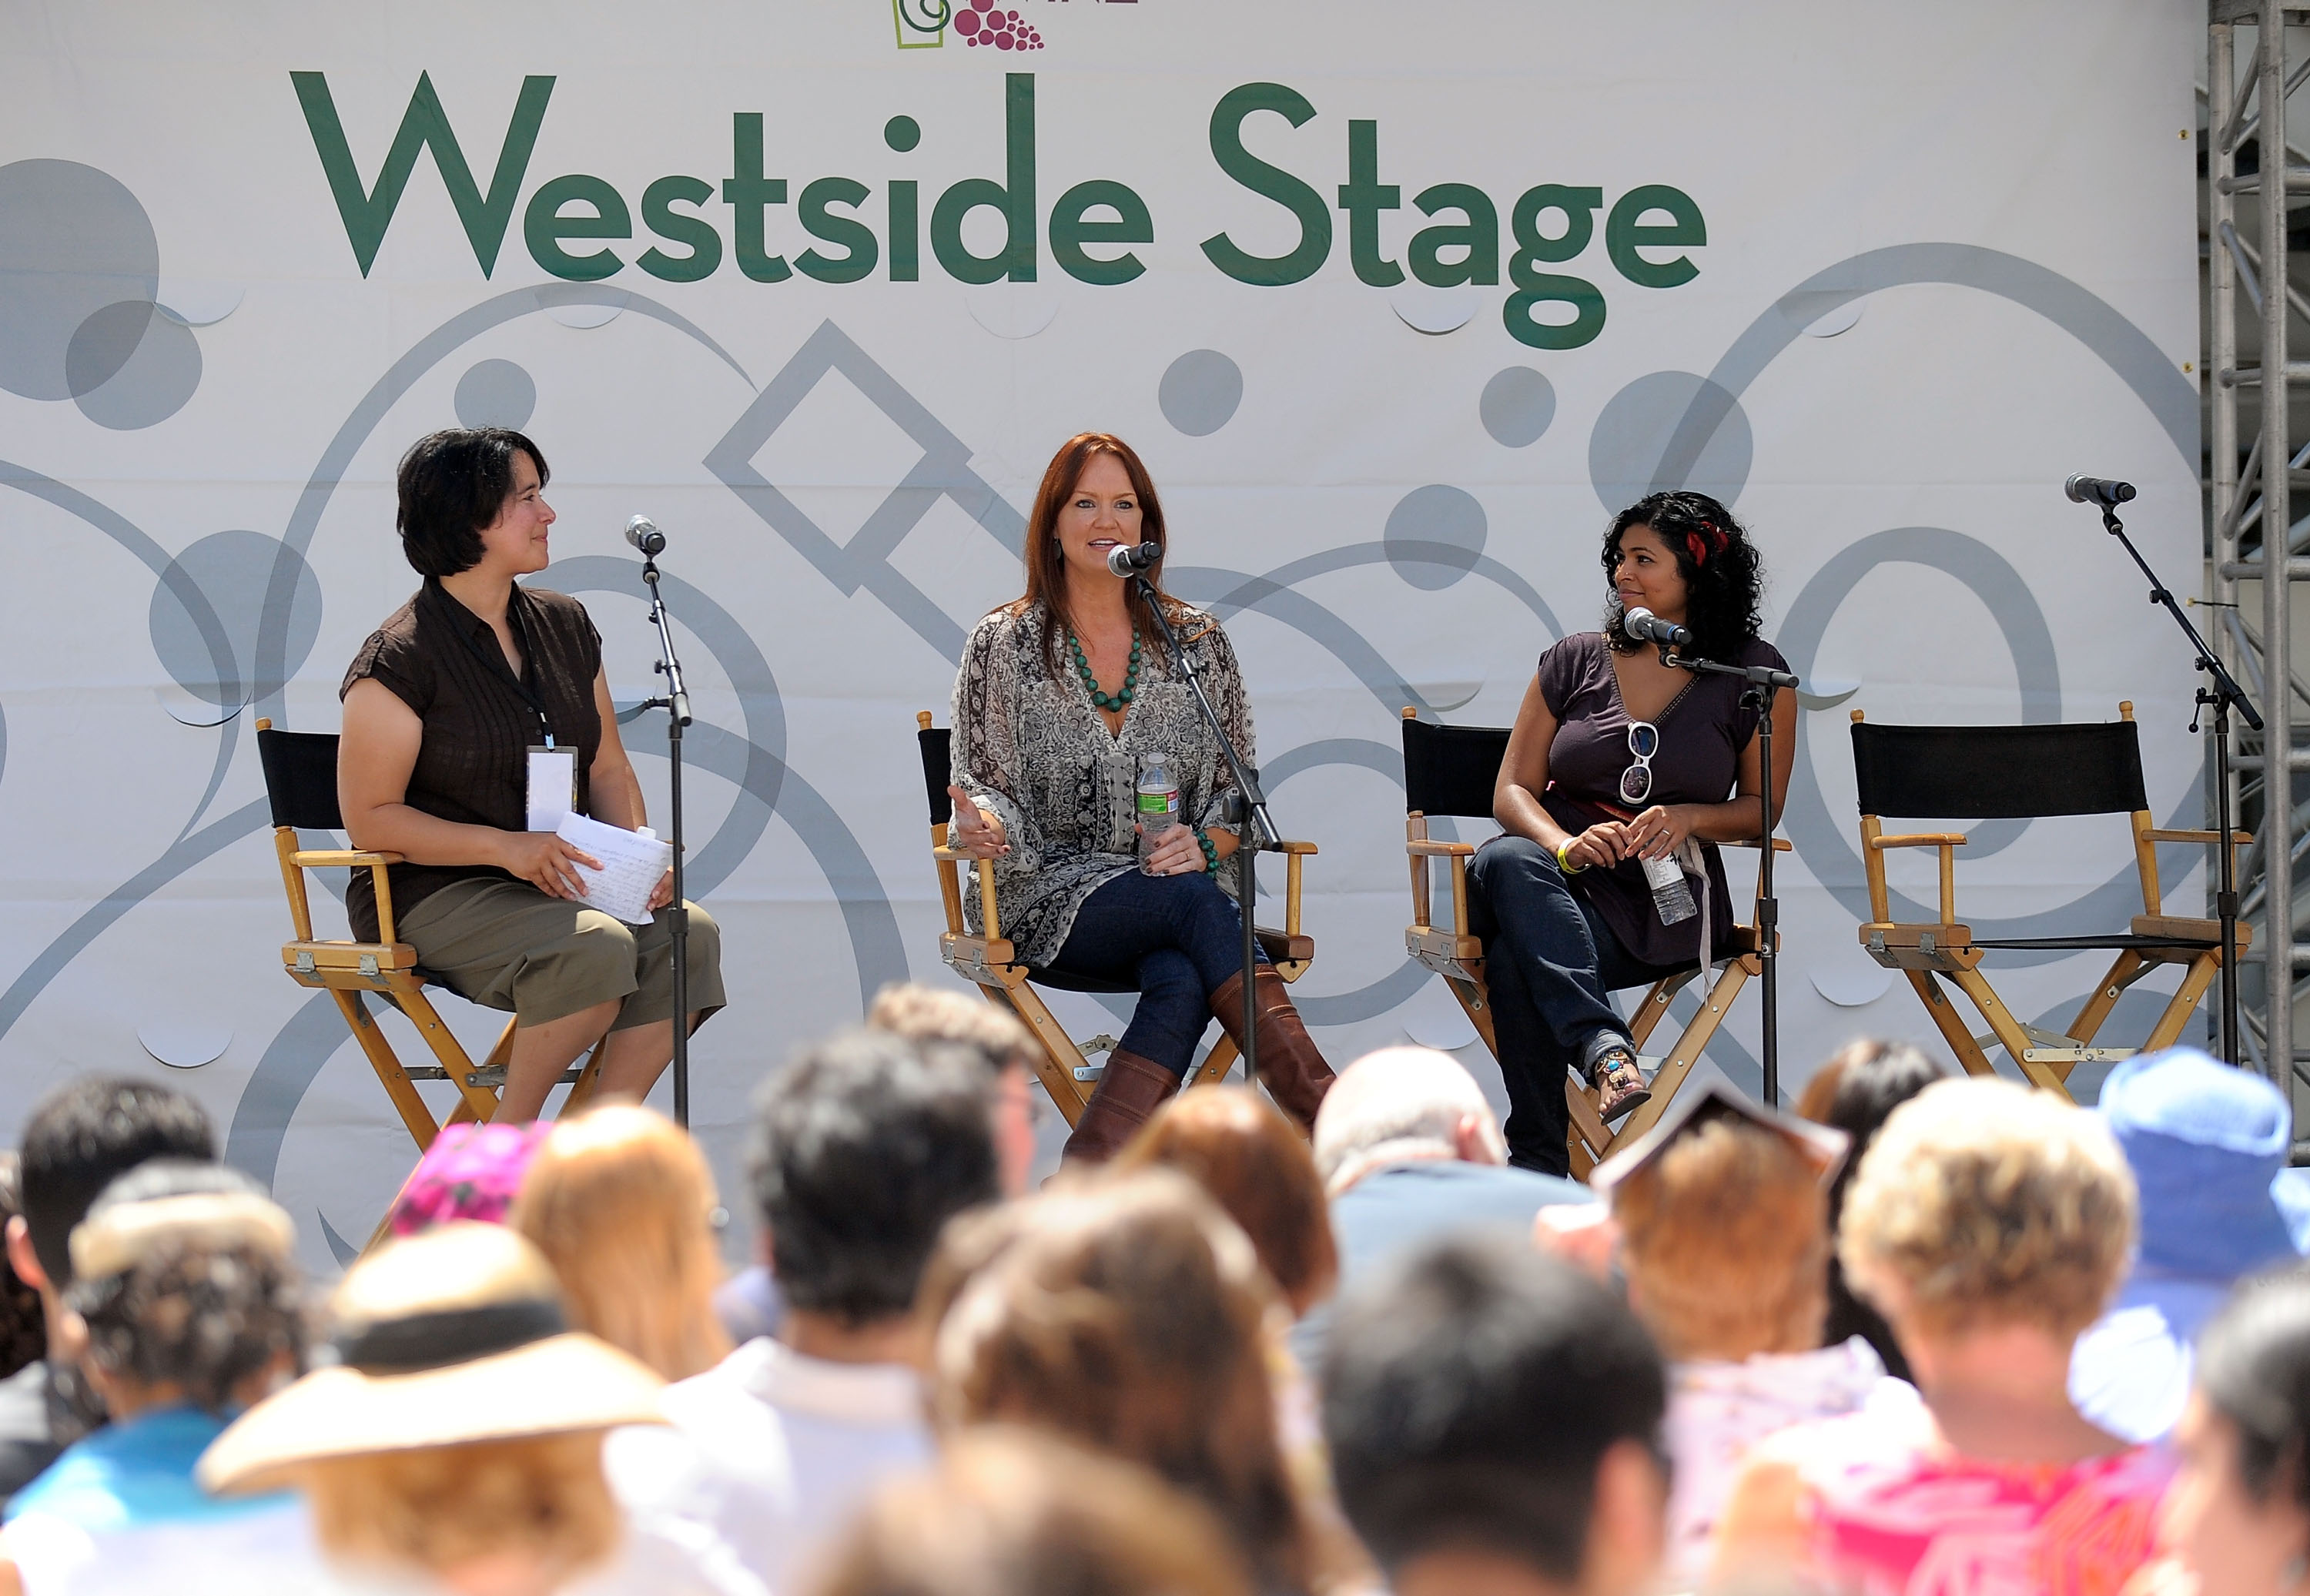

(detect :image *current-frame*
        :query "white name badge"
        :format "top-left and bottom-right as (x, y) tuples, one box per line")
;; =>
(526, 746), (577, 831)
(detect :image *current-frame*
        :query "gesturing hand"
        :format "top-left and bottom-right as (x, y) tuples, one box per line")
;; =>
(1140, 823), (1204, 876)
(946, 786), (1009, 859)
(501, 832), (603, 900)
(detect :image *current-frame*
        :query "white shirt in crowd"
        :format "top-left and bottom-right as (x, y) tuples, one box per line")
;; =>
(608, 1336), (936, 1596)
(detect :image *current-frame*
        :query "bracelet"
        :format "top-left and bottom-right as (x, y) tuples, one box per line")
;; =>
(1555, 838), (1587, 875)
(1196, 828), (1221, 874)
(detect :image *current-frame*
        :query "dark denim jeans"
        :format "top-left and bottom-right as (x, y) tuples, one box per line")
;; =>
(1046, 867), (1267, 1078)
(1466, 835), (1686, 1175)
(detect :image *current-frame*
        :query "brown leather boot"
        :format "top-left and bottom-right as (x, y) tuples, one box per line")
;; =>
(1060, 1047), (1183, 1164)
(1208, 967), (1335, 1133)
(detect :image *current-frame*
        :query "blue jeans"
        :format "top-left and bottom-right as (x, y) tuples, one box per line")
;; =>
(1467, 835), (1686, 1175)
(1046, 868), (1267, 1078)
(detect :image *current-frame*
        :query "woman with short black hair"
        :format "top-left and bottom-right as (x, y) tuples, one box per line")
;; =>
(337, 428), (725, 1120)
(1472, 491), (1793, 1168)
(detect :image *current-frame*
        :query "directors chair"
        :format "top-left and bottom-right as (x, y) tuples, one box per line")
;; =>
(1850, 703), (2248, 1098)
(255, 720), (603, 1158)
(914, 713), (1317, 1126)
(1398, 708), (1786, 1179)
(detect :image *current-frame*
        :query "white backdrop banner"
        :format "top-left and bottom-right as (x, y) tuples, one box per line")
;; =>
(0, 0), (2203, 1270)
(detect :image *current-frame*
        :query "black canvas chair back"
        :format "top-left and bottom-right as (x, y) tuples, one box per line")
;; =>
(918, 725), (952, 826)
(1851, 720), (2147, 821)
(257, 725), (343, 831)
(1401, 717), (1508, 819)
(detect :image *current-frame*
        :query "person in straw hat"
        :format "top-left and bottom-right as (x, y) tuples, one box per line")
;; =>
(0, 1160), (319, 1596)
(198, 1222), (751, 1596)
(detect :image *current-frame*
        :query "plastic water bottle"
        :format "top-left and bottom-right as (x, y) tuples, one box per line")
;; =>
(1641, 854), (1698, 925)
(1137, 754), (1180, 871)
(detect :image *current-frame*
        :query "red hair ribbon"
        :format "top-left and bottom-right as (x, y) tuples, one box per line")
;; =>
(1685, 520), (1729, 567)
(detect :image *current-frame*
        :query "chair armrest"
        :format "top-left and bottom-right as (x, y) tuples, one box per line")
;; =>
(931, 845), (977, 863)
(291, 849), (404, 868)
(2145, 828), (2253, 845)
(1868, 832), (1969, 850)
(1272, 839), (1319, 855)
(1724, 838), (1793, 852)
(1406, 839), (1476, 858)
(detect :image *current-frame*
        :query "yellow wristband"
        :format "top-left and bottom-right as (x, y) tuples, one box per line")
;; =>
(1555, 838), (1587, 875)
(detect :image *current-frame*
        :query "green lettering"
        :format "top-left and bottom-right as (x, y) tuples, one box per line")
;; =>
(1199, 82), (1331, 286)
(291, 70), (553, 278)
(1606, 184), (1706, 287)
(889, 180), (920, 281)
(1336, 119), (1401, 287)
(1510, 185), (1602, 266)
(524, 174), (630, 281)
(722, 112), (790, 283)
(636, 176), (721, 283)
(1504, 274), (1606, 350)
(1407, 182), (1498, 287)
(1049, 179), (1150, 286)
(796, 177), (878, 283)
(930, 73), (1036, 283)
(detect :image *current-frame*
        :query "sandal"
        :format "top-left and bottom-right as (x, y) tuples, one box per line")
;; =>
(1591, 1046), (1652, 1126)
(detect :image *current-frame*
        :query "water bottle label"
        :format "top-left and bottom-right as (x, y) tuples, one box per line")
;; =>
(1640, 855), (1699, 925)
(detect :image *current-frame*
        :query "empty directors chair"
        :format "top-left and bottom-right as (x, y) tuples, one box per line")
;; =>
(1399, 708), (1786, 1177)
(256, 720), (603, 1158)
(1850, 702), (2248, 1097)
(914, 713), (1316, 1125)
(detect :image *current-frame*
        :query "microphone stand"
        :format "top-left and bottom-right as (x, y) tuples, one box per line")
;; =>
(638, 548), (695, 1126)
(2088, 499), (2258, 1068)
(1130, 572), (1276, 1089)
(1656, 641), (1799, 1103)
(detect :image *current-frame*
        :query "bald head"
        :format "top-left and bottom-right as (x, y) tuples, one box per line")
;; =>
(1312, 1046), (1507, 1195)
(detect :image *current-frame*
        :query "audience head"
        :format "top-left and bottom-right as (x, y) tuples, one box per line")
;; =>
(1322, 1235), (1668, 1596)
(868, 982), (1039, 1197)
(511, 1102), (732, 1380)
(0, 1155), (45, 1378)
(385, 1121), (550, 1238)
(1311, 1046), (1505, 1196)
(202, 1223), (665, 1591)
(2164, 1267), (2310, 1595)
(753, 1027), (1001, 1331)
(1796, 1039), (1944, 1191)
(933, 1172), (1309, 1594)
(14, 1076), (214, 1294)
(1113, 1086), (1338, 1318)
(62, 1160), (300, 1417)
(1610, 1108), (1830, 1361)
(1840, 1077), (2135, 1365)
(813, 1427), (1254, 1596)
(2099, 1047), (2310, 1281)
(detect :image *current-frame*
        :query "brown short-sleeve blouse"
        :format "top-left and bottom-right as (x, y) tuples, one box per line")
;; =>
(339, 579), (604, 942)
(1535, 630), (1789, 967)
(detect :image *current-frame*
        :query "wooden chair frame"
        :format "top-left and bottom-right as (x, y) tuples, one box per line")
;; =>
(1398, 708), (1789, 1179)
(1852, 701), (2250, 1097)
(257, 720), (604, 1160)
(918, 712), (1317, 1126)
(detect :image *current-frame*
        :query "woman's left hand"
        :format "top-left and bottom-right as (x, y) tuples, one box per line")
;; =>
(1141, 824), (1206, 876)
(1625, 805), (1694, 861)
(648, 869), (675, 912)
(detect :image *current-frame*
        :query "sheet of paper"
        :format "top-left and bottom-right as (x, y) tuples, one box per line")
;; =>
(554, 811), (672, 925)
(526, 748), (576, 831)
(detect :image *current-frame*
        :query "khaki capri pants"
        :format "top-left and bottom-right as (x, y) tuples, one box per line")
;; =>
(396, 877), (726, 1031)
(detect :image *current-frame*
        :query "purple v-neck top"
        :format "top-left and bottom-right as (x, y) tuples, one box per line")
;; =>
(1534, 631), (1789, 967)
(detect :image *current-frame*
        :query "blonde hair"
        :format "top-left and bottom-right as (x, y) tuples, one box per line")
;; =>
(932, 1173), (1312, 1594)
(817, 1426), (1253, 1596)
(300, 1431), (617, 1582)
(1838, 1076), (2136, 1342)
(511, 1104), (732, 1380)
(1611, 1114), (1829, 1361)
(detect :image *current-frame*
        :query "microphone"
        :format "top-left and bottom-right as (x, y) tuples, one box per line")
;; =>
(2064, 475), (2137, 507)
(1623, 606), (1691, 650)
(1105, 540), (1163, 577)
(625, 514), (667, 556)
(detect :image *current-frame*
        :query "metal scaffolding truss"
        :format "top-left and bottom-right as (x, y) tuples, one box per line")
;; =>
(2209, 5), (2310, 1101)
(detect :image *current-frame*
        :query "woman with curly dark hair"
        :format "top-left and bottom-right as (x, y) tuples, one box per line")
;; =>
(1469, 491), (1794, 1169)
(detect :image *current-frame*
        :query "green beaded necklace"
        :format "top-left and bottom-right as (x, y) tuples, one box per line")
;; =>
(1070, 630), (1140, 712)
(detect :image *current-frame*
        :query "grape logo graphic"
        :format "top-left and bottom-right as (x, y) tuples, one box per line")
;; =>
(953, 0), (1044, 50)
(892, 0), (949, 49)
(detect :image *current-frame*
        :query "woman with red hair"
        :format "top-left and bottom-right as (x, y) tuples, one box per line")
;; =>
(945, 433), (1333, 1159)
